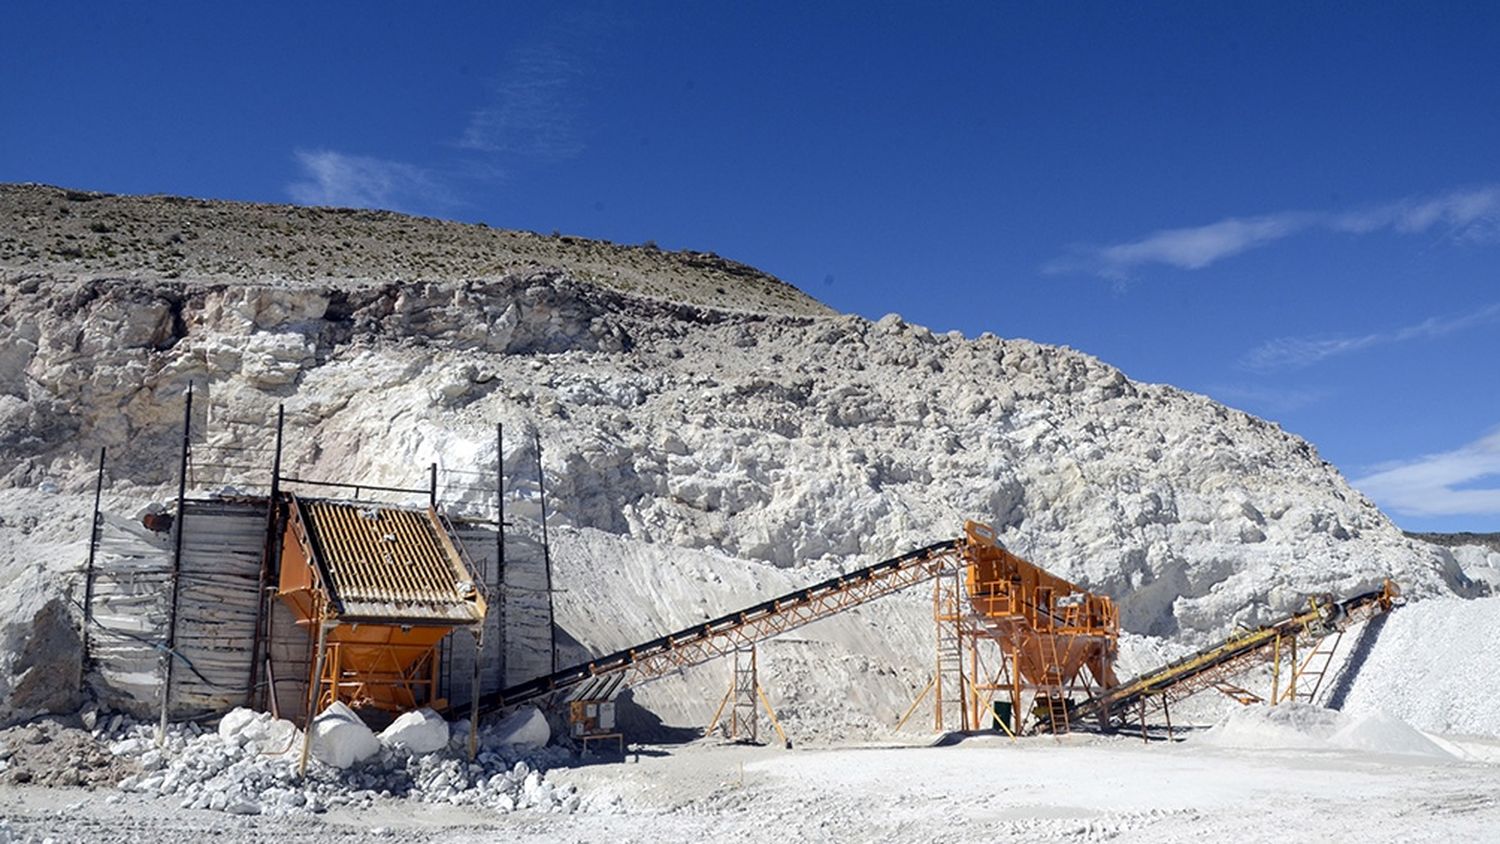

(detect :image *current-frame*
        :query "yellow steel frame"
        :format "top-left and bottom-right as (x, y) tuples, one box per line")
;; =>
(315, 641), (441, 712)
(929, 521), (1119, 736)
(1094, 579), (1401, 726)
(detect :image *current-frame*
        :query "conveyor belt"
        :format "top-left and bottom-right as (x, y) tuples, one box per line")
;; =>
(478, 539), (961, 713)
(1073, 583), (1398, 726)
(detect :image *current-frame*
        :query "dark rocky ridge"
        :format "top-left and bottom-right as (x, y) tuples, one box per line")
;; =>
(1408, 532), (1500, 553)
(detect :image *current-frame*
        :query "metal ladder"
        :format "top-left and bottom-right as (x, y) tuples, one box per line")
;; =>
(1290, 630), (1345, 705)
(933, 571), (969, 732)
(1037, 634), (1071, 735)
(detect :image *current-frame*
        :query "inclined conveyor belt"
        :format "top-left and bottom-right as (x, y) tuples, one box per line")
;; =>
(1073, 585), (1395, 723)
(478, 539), (960, 713)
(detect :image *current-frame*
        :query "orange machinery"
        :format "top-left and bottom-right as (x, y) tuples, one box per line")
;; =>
(939, 521), (1119, 734)
(277, 494), (487, 720)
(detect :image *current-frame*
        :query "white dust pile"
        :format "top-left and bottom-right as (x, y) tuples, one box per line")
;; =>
(1339, 596), (1500, 737)
(1200, 701), (1454, 760)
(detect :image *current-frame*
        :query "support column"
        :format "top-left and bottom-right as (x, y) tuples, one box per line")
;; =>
(81, 446), (106, 661)
(495, 422), (506, 690)
(468, 628), (483, 761)
(970, 633), (981, 730)
(729, 644), (759, 743)
(158, 383), (192, 745)
(299, 617), (331, 777)
(1288, 637), (1299, 700)
(534, 430), (556, 675)
(1010, 641), (1022, 736)
(1271, 634), (1282, 704)
(932, 570), (967, 732)
(250, 405), (284, 710)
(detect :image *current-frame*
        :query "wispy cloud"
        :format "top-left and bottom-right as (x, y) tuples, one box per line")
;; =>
(1048, 185), (1500, 279)
(456, 43), (586, 162)
(1242, 302), (1500, 371)
(1354, 427), (1500, 518)
(286, 150), (454, 213)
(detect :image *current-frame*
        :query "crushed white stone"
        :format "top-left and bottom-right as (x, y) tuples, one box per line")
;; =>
(106, 706), (579, 817)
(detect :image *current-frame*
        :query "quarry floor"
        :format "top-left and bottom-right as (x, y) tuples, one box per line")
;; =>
(4, 732), (1499, 843)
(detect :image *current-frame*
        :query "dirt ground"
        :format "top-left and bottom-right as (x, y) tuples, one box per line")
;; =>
(4, 732), (1499, 843)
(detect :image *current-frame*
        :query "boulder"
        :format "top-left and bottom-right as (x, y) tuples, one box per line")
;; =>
(217, 707), (259, 744)
(378, 708), (449, 755)
(308, 702), (380, 769)
(491, 706), (549, 750)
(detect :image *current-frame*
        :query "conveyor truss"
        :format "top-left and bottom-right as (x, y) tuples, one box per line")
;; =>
(479, 521), (1121, 738)
(1072, 579), (1403, 732)
(478, 519), (1401, 741)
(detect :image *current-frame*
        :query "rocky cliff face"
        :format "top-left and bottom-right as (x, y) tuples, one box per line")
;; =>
(3, 184), (1484, 734)
(0, 187), (1475, 652)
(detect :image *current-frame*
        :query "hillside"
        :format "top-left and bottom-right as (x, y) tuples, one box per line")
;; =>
(0, 185), (1478, 734)
(0, 184), (830, 317)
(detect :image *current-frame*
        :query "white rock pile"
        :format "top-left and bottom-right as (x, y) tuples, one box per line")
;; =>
(1, 190), (1486, 739)
(1199, 701), (1454, 760)
(110, 705), (580, 817)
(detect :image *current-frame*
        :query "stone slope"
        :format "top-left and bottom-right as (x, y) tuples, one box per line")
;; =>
(0, 188), (1483, 733)
(0, 268), (1474, 648)
(1408, 532), (1500, 553)
(0, 183), (830, 317)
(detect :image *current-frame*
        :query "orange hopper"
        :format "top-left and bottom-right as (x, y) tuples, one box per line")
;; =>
(277, 494), (487, 715)
(962, 521), (1119, 697)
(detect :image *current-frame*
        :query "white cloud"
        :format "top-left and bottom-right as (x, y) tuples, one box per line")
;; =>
(1354, 428), (1500, 518)
(1242, 302), (1500, 371)
(456, 44), (585, 162)
(286, 149), (452, 213)
(1092, 213), (1314, 275)
(1050, 185), (1500, 279)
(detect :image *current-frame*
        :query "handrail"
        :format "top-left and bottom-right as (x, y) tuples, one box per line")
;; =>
(279, 476), (431, 496)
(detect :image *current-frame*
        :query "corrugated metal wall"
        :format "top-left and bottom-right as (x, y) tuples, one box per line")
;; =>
(86, 499), (547, 721)
(266, 599), (312, 722)
(499, 527), (554, 688)
(438, 522), (552, 708)
(441, 523), (501, 709)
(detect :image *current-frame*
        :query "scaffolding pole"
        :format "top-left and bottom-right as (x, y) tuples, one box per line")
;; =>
(495, 422), (507, 690)
(249, 404), (284, 710)
(81, 445), (105, 661)
(157, 382), (192, 744)
(535, 429), (556, 675)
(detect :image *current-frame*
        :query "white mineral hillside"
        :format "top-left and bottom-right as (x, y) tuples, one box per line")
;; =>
(0, 184), (1481, 733)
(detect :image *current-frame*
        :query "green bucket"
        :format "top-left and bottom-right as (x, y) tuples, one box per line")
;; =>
(991, 700), (1013, 731)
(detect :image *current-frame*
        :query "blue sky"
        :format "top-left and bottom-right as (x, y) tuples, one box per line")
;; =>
(3, 2), (1498, 531)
